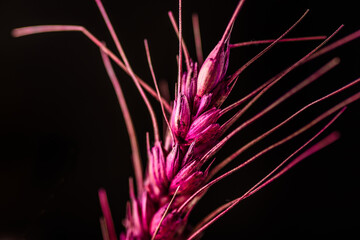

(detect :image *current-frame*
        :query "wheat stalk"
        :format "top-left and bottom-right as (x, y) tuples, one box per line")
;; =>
(12, 0), (360, 239)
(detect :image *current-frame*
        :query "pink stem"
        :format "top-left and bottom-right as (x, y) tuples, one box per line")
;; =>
(100, 49), (143, 195)
(100, 217), (110, 240)
(98, 189), (117, 240)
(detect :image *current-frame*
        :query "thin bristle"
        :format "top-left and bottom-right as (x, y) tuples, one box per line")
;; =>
(229, 36), (327, 48)
(151, 186), (180, 240)
(220, 0), (246, 44)
(188, 130), (341, 240)
(222, 30), (357, 116)
(308, 29), (360, 61)
(192, 13), (204, 65)
(220, 76), (277, 116)
(227, 10), (310, 87)
(178, 0), (183, 96)
(221, 56), (340, 136)
(191, 112), (344, 237)
(95, 0), (125, 65)
(221, 55), (339, 121)
(100, 48), (143, 195)
(191, 201), (232, 234)
(168, 11), (191, 71)
(181, 97), (347, 212)
(144, 39), (174, 142)
(255, 132), (341, 191)
(216, 25), (343, 150)
(12, 24), (172, 113)
(95, 0), (160, 142)
(12, 25), (83, 37)
(212, 83), (360, 177)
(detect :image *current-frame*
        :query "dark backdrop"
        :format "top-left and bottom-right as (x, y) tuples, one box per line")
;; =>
(1, 0), (359, 239)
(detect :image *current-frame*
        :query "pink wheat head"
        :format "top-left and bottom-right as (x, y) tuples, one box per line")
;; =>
(11, 0), (360, 239)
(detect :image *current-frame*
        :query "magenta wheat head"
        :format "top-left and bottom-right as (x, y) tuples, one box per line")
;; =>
(12, 0), (360, 239)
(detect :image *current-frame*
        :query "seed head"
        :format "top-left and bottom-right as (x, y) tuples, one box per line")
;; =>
(11, 0), (360, 239)
(171, 95), (191, 140)
(196, 32), (231, 98)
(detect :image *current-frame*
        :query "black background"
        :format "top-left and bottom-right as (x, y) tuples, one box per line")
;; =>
(1, 0), (359, 239)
